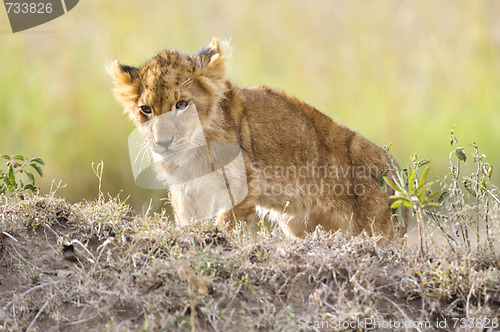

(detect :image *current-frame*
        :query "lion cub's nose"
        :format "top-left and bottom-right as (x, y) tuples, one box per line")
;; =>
(153, 133), (173, 149)
(151, 116), (175, 149)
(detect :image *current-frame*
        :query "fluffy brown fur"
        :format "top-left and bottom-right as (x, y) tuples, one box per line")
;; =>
(108, 38), (405, 242)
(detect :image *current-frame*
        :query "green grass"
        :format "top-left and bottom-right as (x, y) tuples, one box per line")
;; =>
(1, 0), (499, 212)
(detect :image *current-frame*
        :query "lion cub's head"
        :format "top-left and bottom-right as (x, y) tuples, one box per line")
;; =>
(108, 38), (231, 154)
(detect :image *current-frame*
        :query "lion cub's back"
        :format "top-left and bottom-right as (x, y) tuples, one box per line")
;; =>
(239, 86), (365, 168)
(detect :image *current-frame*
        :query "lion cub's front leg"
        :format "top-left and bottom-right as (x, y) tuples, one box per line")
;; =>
(215, 199), (256, 229)
(169, 185), (216, 225)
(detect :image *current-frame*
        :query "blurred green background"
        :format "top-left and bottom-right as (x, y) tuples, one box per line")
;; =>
(1, 0), (499, 213)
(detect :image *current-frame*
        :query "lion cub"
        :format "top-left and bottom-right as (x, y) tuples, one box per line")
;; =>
(108, 38), (404, 241)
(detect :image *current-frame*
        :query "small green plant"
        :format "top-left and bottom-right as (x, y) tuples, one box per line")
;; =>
(441, 128), (498, 254)
(0, 154), (44, 200)
(384, 155), (442, 257)
(384, 128), (498, 260)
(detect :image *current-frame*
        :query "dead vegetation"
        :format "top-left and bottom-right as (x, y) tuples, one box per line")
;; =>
(0, 194), (498, 331)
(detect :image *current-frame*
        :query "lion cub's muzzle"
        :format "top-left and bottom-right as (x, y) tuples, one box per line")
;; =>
(144, 104), (203, 154)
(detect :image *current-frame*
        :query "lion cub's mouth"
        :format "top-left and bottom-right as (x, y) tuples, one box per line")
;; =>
(148, 137), (193, 156)
(148, 143), (167, 155)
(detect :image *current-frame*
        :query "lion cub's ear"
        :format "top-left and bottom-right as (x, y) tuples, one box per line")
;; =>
(106, 60), (141, 111)
(195, 38), (231, 79)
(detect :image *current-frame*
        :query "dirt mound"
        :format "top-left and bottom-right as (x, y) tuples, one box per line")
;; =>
(1, 196), (499, 331)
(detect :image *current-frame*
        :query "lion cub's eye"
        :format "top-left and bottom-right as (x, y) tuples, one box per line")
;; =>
(175, 100), (189, 110)
(139, 105), (153, 116)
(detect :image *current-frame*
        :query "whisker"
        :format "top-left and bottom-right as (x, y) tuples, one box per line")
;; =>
(138, 143), (151, 170)
(132, 140), (149, 169)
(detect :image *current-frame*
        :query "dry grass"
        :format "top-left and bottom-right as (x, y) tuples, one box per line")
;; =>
(0, 194), (498, 331)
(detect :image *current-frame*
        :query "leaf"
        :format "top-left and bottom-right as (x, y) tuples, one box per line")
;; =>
(455, 147), (467, 162)
(392, 171), (408, 191)
(479, 178), (488, 194)
(2, 177), (11, 186)
(408, 168), (416, 192)
(391, 200), (404, 209)
(25, 170), (35, 185)
(391, 200), (414, 210)
(463, 175), (476, 197)
(482, 163), (493, 179)
(8, 164), (15, 186)
(416, 181), (434, 199)
(1, 154), (10, 160)
(438, 191), (449, 203)
(14, 155), (25, 161)
(378, 169), (389, 186)
(418, 167), (430, 188)
(422, 194), (441, 206)
(23, 184), (37, 192)
(30, 157), (45, 165)
(417, 159), (430, 168)
(425, 191), (441, 201)
(384, 176), (402, 192)
(390, 196), (411, 204)
(30, 163), (43, 177)
(379, 170), (389, 192)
